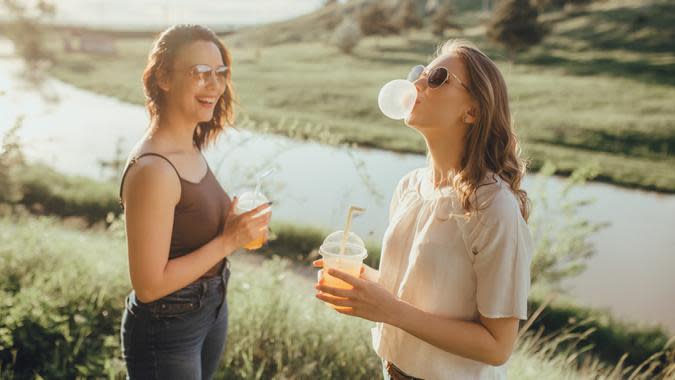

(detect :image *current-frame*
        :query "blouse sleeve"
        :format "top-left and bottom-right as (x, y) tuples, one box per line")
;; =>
(470, 189), (533, 320)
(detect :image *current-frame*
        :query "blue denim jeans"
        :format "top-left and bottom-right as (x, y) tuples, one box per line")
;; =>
(121, 262), (231, 380)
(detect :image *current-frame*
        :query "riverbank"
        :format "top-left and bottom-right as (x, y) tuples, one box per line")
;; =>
(41, 0), (675, 193)
(2, 63), (674, 333)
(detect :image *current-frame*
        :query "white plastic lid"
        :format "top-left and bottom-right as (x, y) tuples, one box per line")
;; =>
(236, 191), (269, 212)
(319, 230), (367, 258)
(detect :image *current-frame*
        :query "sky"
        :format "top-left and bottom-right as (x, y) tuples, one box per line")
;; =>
(47, 0), (325, 28)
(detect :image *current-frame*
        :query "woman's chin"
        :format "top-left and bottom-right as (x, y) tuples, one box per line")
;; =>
(404, 115), (422, 130)
(197, 112), (215, 123)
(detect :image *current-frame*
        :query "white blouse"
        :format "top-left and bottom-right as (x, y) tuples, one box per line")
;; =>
(371, 168), (533, 380)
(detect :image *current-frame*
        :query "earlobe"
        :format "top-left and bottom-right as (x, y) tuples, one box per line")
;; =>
(464, 107), (477, 124)
(156, 70), (171, 92)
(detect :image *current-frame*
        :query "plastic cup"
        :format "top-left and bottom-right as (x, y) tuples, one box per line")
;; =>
(234, 190), (270, 250)
(377, 79), (417, 120)
(318, 231), (368, 310)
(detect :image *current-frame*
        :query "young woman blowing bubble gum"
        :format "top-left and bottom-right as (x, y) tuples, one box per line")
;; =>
(119, 25), (271, 379)
(314, 40), (533, 380)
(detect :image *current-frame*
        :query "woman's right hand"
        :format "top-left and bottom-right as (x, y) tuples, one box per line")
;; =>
(220, 196), (271, 253)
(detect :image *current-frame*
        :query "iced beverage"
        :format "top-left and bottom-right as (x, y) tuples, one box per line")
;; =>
(235, 191), (270, 250)
(319, 231), (367, 309)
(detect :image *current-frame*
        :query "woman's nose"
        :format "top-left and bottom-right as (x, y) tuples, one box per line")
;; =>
(203, 74), (218, 89)
(413, 76), (427, 93)
(413, 78), (427, 97)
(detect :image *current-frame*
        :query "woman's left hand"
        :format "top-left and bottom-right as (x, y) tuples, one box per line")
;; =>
(315, 268), (400, 324)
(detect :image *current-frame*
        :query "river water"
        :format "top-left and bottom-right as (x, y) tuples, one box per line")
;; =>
(1, 49), (673, 333)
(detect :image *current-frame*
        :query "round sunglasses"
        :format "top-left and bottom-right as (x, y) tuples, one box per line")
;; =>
(173, 64), (228, 87)
(407, 64), (469, 91)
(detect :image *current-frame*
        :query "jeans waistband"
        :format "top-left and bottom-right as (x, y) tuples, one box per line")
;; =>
(126, 259), (231, 318)
(186, 258), (231, 296)
(200, 257), (230, 279)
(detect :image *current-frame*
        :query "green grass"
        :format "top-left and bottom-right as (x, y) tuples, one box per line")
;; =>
(5, 160), (673, 373)
(2, 214), (673, 379)
(5, 148), (673, 370)
(16, 163), (121, 224)
(44, 0), (675, 193)
(0, 214), (381, 379)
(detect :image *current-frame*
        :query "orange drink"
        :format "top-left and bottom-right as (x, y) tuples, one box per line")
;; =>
(235, 191), (270, 250)
(243, 235), (265, 250)
(318, 230), (367, 310)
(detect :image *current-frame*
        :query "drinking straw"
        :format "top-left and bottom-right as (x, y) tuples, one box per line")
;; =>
(340, 205), (365, 255)
(254, 168), (276, 199)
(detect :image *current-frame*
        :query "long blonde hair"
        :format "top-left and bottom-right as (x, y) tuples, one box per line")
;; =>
(439, 40), (530, 222)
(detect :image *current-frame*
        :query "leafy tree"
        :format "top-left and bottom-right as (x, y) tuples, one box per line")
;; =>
(488, 0), (547, 53)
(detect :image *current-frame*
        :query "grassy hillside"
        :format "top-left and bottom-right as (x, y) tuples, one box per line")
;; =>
(45, 0), (675, 192)
(1, 214), (672, 379)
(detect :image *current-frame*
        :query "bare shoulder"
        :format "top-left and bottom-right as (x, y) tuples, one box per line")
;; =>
(122, 153), (181, 208)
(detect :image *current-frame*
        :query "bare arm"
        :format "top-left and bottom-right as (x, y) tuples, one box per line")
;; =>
(316, 270), (520, 366)
(392, 300), (520, 366)
(122, 158), (270, 303)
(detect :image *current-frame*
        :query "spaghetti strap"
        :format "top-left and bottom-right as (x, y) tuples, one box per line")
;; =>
(118, 153), (181, 210)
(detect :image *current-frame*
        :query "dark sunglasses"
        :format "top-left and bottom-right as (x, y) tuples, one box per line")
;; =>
(407, 64), (469, 91)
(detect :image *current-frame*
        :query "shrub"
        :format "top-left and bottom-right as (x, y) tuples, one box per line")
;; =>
(488, 0), (547, 53)
(332, 17), (362, 54)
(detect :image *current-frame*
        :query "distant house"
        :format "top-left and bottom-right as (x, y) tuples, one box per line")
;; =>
(63, 28), (117, 56)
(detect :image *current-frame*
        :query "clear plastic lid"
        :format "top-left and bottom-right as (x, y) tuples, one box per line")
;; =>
(236, 191), (269, 212)
(319, 230), (367, 258)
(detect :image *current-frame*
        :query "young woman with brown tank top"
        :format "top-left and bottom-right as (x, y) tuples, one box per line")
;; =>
(118, 25), (271, 379)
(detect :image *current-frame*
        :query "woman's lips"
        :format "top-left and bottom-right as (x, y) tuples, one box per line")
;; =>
(196, 96), (217, 109)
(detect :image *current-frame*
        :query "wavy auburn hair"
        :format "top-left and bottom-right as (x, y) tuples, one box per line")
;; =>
(440, 40), (530, 222)
(142, 24), (235, 150)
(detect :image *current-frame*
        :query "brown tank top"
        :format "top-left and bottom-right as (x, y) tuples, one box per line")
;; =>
(119, 153), (231, 278)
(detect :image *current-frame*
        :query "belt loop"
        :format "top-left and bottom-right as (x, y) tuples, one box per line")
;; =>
(214, 259), (228, 320)
(221, 258), (229, 281)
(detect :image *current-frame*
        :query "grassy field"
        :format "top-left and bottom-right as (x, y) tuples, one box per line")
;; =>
(4, 159), (672, 371)
(44, 0), (675, 193)
(1, 214), (672, 379)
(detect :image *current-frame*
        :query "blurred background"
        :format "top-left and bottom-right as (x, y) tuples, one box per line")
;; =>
(0, 0), (673, 378)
